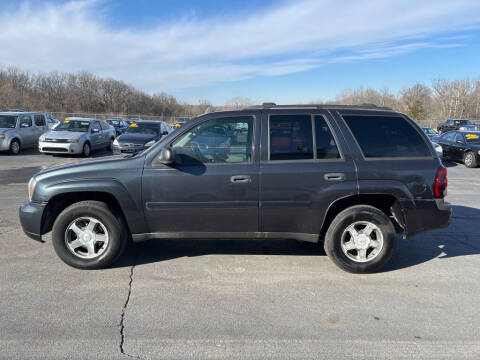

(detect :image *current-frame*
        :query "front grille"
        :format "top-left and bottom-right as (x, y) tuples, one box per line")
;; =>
(42, 147), (68, 152)
(44, 138), (69, 143)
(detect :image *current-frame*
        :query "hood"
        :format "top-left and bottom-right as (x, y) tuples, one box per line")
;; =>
(117, 133), (158, 145)
(43, 130), (86, 140)
(35, 155), (141, 180)
(0, 128), (15, 135)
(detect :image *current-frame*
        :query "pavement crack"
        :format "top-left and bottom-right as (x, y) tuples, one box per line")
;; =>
(119, 249), (143, 359)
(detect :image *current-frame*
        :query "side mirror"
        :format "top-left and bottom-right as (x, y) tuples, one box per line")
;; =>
(92, 128), (100, 133)
(162, 131), (169, 136)
(156, 147), (174, 165)
(21, 123), (30, 128)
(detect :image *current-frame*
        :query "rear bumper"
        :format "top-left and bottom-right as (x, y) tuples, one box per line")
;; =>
(404, 198), (452, 238)
(19, 202), (46, 242)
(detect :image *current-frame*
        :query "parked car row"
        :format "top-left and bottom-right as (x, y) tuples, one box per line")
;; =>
(0, 111), (173, 157)
(436, 119), (478, 134)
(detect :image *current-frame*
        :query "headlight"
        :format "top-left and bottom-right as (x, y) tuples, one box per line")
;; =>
(459, 127), (466, 131)
(435, 144), (443, 153)
(28, 177), (37, 202)
(39, 135), (45, 141)
(67, 138), (80, 143)
(144, 140), (156, 148)
(477, 150), (480, 156)
(113, 139), (119, 146)
(0, 134), (5, 139)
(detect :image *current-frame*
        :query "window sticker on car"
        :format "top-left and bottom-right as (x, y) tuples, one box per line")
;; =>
(64, 120), (70, 123)
(455, 121), (460, 124)
(130, 123), (138, 127)
(466, 133), (479, 140)
(81, 122), (89, 126)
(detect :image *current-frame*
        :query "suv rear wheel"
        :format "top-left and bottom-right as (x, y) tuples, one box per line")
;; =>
(51, 201), (128, 269)
(324, 205), (396, 273)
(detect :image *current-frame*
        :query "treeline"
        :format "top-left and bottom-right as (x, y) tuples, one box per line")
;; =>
(0, 66), (211, 116)
(334, 78), (480, 121)
(1, 65), (479, 121)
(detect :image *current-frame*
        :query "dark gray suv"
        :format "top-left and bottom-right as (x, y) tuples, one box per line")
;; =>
(19, 104), (451, 273)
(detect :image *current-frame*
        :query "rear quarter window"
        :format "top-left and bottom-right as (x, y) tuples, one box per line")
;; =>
(343, 115), (431, 158)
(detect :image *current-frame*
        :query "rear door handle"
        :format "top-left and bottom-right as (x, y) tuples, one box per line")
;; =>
(230, 175), (251, 184)
(324, 173), (345, 181)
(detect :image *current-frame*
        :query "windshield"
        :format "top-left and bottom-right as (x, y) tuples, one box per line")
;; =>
(54, 120), (90, 132)
(452, 119), (472, 125)
(107, 119), (121, 126)
(422, 127), (437, 135)
(465, 133), (480, 144)
(126, 123), (159, 135)
(0, 115), (17, 129)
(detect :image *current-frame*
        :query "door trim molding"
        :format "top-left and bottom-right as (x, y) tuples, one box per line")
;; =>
(132, 231), (319, 243)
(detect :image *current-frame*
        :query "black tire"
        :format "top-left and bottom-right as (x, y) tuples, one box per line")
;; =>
(324, 205), (396, 273)
(463, 151), (477, 168)
(51, 201), (128, 269)
(82, 142), (91, 157)
(9, 139), (20, 155)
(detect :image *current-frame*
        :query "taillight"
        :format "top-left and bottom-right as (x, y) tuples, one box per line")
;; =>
(433, 166), (448, 198)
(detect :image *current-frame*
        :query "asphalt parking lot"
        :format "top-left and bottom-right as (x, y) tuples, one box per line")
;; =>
(1, 151), (480, 359)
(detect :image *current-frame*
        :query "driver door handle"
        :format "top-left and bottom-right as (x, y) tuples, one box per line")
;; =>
(230, 175), (251, 184)
(324, 173), (345, 181)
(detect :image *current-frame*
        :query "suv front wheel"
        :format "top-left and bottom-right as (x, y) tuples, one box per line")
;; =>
(324, 205), (396, 273)
(52, 201), (128, 269)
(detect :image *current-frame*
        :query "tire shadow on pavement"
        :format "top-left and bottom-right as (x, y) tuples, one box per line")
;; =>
(113, 205), (480, 272)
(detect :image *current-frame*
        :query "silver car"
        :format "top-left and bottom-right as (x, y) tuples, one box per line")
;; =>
(0, 112), (49, 154)
(39, 117), (116, 157)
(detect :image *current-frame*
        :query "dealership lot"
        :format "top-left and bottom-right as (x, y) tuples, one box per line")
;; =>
(1, 152), (480, 359)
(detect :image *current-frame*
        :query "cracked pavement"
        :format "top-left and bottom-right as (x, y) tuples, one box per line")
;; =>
(1, 151), (480, 359)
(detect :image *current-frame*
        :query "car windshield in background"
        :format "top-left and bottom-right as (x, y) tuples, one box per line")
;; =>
(453, 119), (472, 125)
(465, 133), (480, 144)
(107, 120), (120, 126)
(0, 115), (17, 129)
(423, 128), (437, 135)
(54, 120), (90, 132)
(126, 123), (159, 135)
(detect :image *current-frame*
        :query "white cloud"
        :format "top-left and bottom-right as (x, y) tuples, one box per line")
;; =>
(0, 0), (479, 92)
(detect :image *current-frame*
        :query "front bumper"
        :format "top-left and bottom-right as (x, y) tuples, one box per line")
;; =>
(404, 198), (452, 238)
(19, 202), (46, 242)
(39, 141), (83, 154)
(0, 138), (11, 151)
(113, 143), (144, 154)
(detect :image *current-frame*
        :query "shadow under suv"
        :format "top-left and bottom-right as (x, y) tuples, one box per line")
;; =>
(19, 104), (451, 273)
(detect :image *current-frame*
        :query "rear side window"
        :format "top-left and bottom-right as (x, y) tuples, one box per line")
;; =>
(34, 115), (45, 126)
(343, 115), (430, 158)
(315, 116), (340, 159)
(270, 115), (313, 160)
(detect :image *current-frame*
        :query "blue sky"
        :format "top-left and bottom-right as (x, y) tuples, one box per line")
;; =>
(0, 0), (480, 104)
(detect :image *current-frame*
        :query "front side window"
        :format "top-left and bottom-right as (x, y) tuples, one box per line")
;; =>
(172, 116), (253, 164)
(20, 116), (32, 128)
(269, 115), (313, 160)
(343, 115), (430, 158)
(34, 115), (45, 126)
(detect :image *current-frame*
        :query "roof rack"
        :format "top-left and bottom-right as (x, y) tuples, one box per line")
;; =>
(245, 102), (392, 111)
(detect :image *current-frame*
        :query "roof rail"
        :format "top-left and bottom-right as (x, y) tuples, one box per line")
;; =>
(245, 103), (392, 111)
